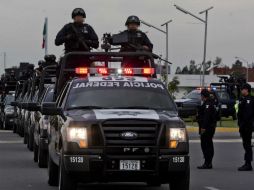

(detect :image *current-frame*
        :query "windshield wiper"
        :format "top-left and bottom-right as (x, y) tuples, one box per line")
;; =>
(67, 106), (108, 110)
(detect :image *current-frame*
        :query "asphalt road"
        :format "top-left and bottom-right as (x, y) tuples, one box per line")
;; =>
(0, 130), (254, 190)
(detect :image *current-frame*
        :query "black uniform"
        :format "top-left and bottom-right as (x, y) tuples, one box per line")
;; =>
(119, 30), (153, 52)
(197, 98), (217, 166)
(55, 23), (99, 53)
(237, 95), (254, 165)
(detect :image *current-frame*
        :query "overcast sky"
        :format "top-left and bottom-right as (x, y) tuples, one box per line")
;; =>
(0, 0), (254, 73)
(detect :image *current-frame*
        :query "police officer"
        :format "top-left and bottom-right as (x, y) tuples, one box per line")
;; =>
(118, 15), (153, 52)
(237, 83), (254, 171)
(197, 89), (217, 169)
(55, 8), (99, 53)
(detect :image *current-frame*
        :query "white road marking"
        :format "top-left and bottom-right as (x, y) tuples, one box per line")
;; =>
(205, 186), (220, 190)
(190, 139), (243, 143)
(0, 141), (22, 144)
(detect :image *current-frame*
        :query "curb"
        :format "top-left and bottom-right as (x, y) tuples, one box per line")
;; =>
(187, 127), (238, 133)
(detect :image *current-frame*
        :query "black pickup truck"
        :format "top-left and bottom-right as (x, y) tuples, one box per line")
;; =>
(42, 52), (190, 190)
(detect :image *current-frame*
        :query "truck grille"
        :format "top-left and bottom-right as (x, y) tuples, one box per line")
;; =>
(102, 120), (160, 146)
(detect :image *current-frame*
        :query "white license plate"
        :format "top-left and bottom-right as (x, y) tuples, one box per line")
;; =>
(120, 160), (141, 171)
(221, 105), (227, 109)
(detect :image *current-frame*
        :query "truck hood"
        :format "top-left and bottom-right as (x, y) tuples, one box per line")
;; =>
(66, 109), (179, 122)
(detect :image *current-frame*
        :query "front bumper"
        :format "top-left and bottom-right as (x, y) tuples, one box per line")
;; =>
(5, 115), (16, 125)
(63, 153), (189, 183)
(178, 107), (197, 118)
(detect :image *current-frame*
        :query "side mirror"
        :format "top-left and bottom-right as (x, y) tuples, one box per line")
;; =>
(41, 102), (66, 120)
(27, 103), (40, 112)
(11, 101), (18, 107)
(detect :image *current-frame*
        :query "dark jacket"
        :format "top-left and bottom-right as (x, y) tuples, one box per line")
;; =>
(119, 30), (153, 52)
(237, 95), (254, 131)
(55, 23), (99, 53)
(197, 98), (217, 130)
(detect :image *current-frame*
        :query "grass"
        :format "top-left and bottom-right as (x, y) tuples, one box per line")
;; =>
(184, 117), (238, 128)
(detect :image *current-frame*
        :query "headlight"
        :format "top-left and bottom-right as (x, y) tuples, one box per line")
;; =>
(169, 128), (187, 149)
(67, 127), (88, 148)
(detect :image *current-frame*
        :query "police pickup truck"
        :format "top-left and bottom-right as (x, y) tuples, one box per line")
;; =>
(42, 52), (189, 190)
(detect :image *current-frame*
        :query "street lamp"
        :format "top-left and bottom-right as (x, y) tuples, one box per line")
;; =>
(235, 56), (249, 82)
(174, 4), (214, 87)
(141, 19), (172, 86)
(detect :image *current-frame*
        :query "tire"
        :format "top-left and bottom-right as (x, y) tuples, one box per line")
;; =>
(48, 154), (59, 186)
(13, 124), (17, 133)
(23, 133), (28, 144)
(0, 123), (3, 130)
(38, 138), (48, 168)
(58, 150), (77, 190)
(169, 165), (190, 190)
(33, 142), (38, 162)
(28, 128), (34, 151)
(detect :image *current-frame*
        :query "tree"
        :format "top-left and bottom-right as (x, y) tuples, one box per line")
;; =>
(168, 76), (180, 99)
(182, 66), (189, 74)
(213, 57), (222, 67)
(175, 67), (182, 74)
(232, 60), (243, 69)
(189, 60), (197, 74)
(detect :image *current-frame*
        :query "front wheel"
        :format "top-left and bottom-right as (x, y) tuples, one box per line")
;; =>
(28, 128), (34, 151)
(169, 166), (190, 190)
(58, 150), (77, 190)
(48, 154), (59, 186)
(38, 138), (48, 168)
(24, 133), (28, 144)
(33, 142), (38, 162)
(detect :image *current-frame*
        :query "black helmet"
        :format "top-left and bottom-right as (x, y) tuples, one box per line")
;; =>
(44, 54), (56, 62)
(72, 8), (86, 19)
(241, 83), (251, 93)
(38, 60), (44, 67)
(125, 15), (140, 26)
(201, 89), (210, 98)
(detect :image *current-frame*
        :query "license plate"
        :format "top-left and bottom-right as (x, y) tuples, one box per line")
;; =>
(221, 105), (227, 109)
(120, 160), (140, 171)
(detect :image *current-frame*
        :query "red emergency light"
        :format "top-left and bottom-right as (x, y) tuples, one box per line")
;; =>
(123, 68), (134, 75)
(98, 68), (108, 75)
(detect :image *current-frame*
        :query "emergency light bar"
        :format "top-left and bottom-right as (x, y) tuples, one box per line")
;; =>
(75, 67), (155, 76)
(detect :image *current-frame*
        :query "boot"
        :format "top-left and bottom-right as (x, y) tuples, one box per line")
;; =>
(238, 163), (253, 171)
(197, 163), (213, 169)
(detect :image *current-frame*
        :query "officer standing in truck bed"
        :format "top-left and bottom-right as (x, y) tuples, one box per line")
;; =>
(55, 8), (99, 53)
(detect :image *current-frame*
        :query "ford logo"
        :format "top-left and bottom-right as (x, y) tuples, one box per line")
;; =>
(120, 131), (138, 140)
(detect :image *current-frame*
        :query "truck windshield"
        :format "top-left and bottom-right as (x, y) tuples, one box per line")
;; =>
(184, 91), (201, 100)
(5, 94), (15, 105)
(43, 87), (54, 102)
(216, 91), (230, 101)
(66, 80), (176, 111)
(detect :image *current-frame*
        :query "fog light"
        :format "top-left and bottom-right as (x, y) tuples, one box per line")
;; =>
(169, 140), (178, 149)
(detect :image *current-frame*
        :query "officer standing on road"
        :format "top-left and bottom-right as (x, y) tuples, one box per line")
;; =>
(237, 83), (254, 171)
(197, 89), (217, 169)
(55, 8), (99, 53)
(117, 15), (153, 52)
